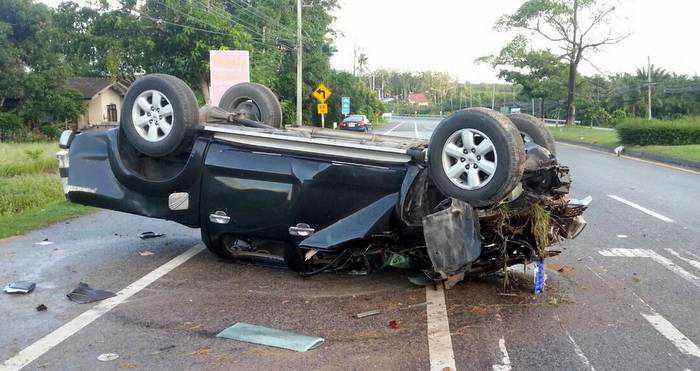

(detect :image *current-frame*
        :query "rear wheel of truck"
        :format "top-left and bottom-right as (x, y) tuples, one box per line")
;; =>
(218, 83), (283, 128)
(120, 74), (199, 157)
(428, 108), (525, 208)
(508, 113), (556, 155)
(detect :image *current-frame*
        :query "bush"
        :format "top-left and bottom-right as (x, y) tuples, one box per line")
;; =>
(615, 117), (700, 146)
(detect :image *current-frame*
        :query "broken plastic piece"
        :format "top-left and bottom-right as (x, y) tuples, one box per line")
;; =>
(534, 259), (546, 295)
(216, 323), (324, 352)
(36, 304), (48, 312)
(4, 281), (36, 294)
(386, 253), (412, 269)
(355, 309), (381, 318)
(569, 195), (593, 207)
(97, 353), (119, 362)
(67, 282), (116, 304)
(139, 231), (165, 240)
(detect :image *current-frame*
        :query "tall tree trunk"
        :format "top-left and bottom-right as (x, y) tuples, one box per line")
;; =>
(540, 98), (545, 119)
(564, 60), (578, 125)
(200, 75), (210, 105)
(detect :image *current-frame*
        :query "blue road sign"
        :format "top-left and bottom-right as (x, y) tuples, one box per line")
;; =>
(341, 97), (351, 115)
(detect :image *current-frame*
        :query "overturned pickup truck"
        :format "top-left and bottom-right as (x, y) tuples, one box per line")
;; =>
(56, 74), (589, 287)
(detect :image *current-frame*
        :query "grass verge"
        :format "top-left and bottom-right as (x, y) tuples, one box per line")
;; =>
(549, 125), (700, 164)
(0, 142), (58, 177)
(0, 200), (93, 239)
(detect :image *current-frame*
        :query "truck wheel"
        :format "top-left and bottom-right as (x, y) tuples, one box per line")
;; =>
(508, 113), (556, 155)
(120, 74), (198, 157)
(219, 83), (283, 128)
(428, 108), (525, 208)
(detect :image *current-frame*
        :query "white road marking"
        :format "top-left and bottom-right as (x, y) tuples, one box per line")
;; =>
(383, 122), (402, 135)
(555, 314), (595, 370)
(492, 338), (512, 371)
(0, 244), (205, 371)
(641, 314), (700, 358)
(413, 122), (420, 139)
(598, 248), (699, 288)
(586, 262), (700, 361)
(556, 141), (700, 175)
(425, 285), (456, 371)
(665, 248), (700, 271)
(608, 195), (675, 223)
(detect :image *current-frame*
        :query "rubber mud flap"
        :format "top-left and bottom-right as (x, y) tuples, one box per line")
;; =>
(422, 199), (481, 287)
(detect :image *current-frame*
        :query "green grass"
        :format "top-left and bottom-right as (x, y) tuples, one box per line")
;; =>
(0, 142), (94, 239)
(0, 200), (92, 239)
(549, 126), (620, 148)
(549, 125), (700, 163)
(0, 142), (58, 177)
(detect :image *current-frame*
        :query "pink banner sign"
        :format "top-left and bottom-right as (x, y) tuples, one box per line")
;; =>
(209, 50), (250, 106)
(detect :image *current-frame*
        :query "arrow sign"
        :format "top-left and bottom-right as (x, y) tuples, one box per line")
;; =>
(312, 84), (332, 102)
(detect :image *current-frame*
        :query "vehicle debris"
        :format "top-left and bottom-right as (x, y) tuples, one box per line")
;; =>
(216, 323), (324, 352)
(138, 231), (165, 240)
(355, 309), (381, 318)
(36, 304), (48, 311)
(35, 239), (53, 246)
(3, 281), (36, 294)
(97, 353), (119, 362)
(388, 320), (400, 330)
(138, 250), (155, 256)
(66, 282), (116, 304)
(534, 259), (546, 295)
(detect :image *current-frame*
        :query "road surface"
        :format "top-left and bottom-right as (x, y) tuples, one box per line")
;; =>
(1, 116), (698, 370)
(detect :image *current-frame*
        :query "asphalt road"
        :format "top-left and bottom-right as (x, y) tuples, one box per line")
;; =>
(1, 116), (698, 370)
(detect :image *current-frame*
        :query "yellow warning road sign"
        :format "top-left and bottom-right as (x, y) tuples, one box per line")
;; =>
(312, 84), (332, 102)
(317, 103), (328, 115)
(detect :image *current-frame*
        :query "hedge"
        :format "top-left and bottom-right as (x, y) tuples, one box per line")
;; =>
(615, 117), (700, 146)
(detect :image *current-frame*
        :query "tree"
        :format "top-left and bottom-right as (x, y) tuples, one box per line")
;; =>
(496, 0), (628, 124)
(479, 36), (569, 117)
(0, 0), (83, 138)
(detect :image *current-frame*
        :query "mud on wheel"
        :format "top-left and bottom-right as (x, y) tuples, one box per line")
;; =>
(428, 108), (526, 208)
(120, 74), (199, 157)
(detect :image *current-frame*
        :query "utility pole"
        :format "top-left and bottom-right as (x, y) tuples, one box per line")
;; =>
(296, 0), (303, 126)
(491, 84), (495, 110)
(468, 84), (472, 107)
(647, 56), (652, 120)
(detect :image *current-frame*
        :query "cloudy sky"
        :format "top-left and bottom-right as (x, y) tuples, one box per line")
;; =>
(330, 0), (699, 83)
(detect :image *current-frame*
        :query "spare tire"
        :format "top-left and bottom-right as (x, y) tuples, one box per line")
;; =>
(219, 83), (283, 128)
(508, 113), (556, 155)
(428, 108), (525, 208)
(120, 74), (198, 157)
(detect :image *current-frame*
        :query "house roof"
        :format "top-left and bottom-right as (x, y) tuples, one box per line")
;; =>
(67, 77), (126, 99)
(407, 93), (429, 104)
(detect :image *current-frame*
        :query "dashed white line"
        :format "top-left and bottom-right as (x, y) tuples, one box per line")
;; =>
(598, 248), (699, 288)
(383, 122), (402, 135)
(665, 248), (700, 271)
(0, 244), (205, 371)
(555, 314), (595, 370)
(425, 285), (456, 371)
(413, 122), (420, 139)
(641, 314), (700, 358)
(607, 195), (675, 223)
(492, 338), (512, 371)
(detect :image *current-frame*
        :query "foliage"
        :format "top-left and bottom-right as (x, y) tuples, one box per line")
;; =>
(323, 71), (384, 124)
(0, 0), (84, 138)
(496, 0), (628, 124)
(615, 117), (700, 146)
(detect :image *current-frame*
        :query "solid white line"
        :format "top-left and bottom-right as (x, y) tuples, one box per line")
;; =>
(597, 248), (699, 288)
(641, 313), (700, 358)
(0, 244), (205, 371)
(556, 141), (700, 175)
(665, 248), (700, 271)
(413, 122), (420, 139)
(492, 338), (512, 371)
(384, 122), (402, 135)
(425, 285), (456, 371)
(608, 195), (675, 223)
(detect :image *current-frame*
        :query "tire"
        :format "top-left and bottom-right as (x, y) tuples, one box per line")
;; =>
(201, 228), (231, 260)
(508, 113), (556, 155)
(219, 83), (283, 128)
(120, 74), (198, 157)
(428, 108), (525, 208)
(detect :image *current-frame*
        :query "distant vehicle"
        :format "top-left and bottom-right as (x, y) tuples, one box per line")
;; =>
(339, 114), (372, 132)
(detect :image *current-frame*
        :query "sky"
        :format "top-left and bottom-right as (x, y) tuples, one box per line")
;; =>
(330, 0), (700, 83)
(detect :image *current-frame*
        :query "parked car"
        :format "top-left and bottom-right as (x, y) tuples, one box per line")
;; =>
(56, 74), (588, 287)
(339, 114), (372, 132)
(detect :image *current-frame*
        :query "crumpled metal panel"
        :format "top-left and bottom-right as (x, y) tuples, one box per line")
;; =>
(299, 193), (399, 251)
(422, 199), (481, 285)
